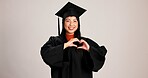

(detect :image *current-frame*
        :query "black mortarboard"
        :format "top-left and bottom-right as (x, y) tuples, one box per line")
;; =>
(55, 2), (86, 35)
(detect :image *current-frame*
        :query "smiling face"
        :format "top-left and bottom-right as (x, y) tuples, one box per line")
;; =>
(64, 16), (78, 35)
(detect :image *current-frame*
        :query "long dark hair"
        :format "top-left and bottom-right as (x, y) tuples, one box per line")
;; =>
(60, 16), (81, 40)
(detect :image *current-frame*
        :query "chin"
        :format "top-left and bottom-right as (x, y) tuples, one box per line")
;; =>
(67, 31), (75, 34)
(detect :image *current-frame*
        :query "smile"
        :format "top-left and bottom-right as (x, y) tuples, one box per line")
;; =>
(68, 27), (75, 30)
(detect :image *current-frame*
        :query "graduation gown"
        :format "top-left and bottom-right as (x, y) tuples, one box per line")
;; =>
(40, 36), (107, 78)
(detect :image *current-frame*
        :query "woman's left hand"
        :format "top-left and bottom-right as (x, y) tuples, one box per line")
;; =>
(78, 39), (90, 51)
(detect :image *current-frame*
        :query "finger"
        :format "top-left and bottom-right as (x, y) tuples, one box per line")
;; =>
(70, 44), (77, 47)
(77, 46), (83, 49)
(81, 39), (89, 45)
(68, 38), (79, 44)
(72, 38), (80, 43)
(77, 46), (87, 51)
(80, 39), (90, 51)
(73, 38), (80, 41)
(80, 39), (86, 43)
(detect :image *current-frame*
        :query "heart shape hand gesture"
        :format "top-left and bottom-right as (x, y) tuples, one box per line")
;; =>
(64, 38), (90, 51)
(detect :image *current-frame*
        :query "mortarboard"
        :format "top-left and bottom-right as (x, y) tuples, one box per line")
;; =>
(55, 2), (86, 35)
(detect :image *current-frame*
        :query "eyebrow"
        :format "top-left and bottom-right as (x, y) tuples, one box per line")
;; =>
(65, 18), (70, 20)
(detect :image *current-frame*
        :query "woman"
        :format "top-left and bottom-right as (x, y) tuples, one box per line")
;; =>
(40, 2), (107, 78)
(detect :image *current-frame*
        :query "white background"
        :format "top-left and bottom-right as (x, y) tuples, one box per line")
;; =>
(0, 0), (148, 78)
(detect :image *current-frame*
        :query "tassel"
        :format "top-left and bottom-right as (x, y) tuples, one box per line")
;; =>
(58, 17), (60, 36)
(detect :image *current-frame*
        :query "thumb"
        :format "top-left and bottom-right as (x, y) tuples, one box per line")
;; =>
(77, 46), (83, 49)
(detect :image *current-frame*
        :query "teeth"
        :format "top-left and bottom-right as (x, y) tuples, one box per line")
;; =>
(69, 27), (75, 30)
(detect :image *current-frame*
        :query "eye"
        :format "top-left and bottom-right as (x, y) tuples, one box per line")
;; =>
(74, 20), (77, 22)
(65, 20), (70, 22)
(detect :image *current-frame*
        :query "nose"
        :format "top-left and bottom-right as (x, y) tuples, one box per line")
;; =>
(70, 21), (74, 26)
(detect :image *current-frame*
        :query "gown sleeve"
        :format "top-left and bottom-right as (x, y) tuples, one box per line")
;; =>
(82, 38), (107, 72)
(40, 36), (64, 68)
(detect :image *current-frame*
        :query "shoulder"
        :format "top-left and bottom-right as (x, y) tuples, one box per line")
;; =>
(49, 36), (62, 41)
(47, 36), (64, 45)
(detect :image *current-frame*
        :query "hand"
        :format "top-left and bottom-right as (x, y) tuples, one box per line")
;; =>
(77, 39), (90, 51)
(64, 38), (79, 49)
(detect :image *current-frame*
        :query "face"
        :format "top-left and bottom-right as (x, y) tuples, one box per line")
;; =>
(64, 16), (78, 35)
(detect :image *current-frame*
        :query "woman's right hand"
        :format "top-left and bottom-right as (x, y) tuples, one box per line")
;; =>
(64, 38), (79, 49)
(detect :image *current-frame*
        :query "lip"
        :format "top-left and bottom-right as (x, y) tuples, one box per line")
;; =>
(68, 27), (75, 30)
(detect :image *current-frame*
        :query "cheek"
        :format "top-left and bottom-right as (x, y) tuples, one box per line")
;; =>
(64, 22), (69, 28)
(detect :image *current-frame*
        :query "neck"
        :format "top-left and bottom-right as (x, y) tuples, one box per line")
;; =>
(66, 34), (74, 41)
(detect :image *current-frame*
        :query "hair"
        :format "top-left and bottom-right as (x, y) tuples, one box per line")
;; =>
(60, 16), (81, 40)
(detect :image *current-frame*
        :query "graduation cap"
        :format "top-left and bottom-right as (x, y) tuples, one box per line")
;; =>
(55, 2), (86, 35)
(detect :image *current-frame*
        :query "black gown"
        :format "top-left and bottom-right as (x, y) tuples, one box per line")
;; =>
(40, 36), (107, 78)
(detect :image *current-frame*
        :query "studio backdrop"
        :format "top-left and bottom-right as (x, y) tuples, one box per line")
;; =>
(0, 0), (148, 78)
